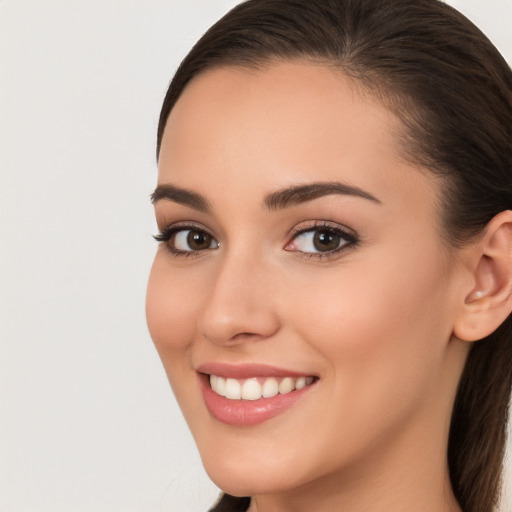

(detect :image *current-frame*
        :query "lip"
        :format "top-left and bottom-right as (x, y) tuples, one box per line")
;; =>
(196, 362), (313, 379)
(197, 363), (318, 426)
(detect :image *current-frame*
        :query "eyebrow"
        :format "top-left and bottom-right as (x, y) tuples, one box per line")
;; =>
(151, 181), (380, 211)
(150, 184), (211, 212)
(264, 181), (381, 210)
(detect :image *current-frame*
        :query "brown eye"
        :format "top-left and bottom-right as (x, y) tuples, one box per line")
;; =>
(186, 230), (214, 250)
(285, 225), (357, 257)
(172, 229), (218, 252)
(312, 230), (342, 252)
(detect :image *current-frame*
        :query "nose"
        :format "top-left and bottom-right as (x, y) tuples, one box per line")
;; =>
(197, 251), (280, 346)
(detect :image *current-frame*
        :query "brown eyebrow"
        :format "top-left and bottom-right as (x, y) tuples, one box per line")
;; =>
(151, 180), (380, 212)
(151, 184), (211, 212)
(264, 181), (381, 210)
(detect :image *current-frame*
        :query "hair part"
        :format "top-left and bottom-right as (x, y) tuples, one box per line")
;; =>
(157, 1), (512, 510)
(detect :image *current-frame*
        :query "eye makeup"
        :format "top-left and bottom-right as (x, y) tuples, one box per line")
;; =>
(154, 218), (359, 261)
(153, 222), (218, 257)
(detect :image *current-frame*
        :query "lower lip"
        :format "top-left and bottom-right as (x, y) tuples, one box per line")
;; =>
(199, 374), (316, 426)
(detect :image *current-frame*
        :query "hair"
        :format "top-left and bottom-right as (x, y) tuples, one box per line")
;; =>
(156, 1), (512, 510)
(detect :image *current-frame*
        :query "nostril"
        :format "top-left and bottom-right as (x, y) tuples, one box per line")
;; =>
(201, 329), (277, 346)
(230, 332), (260, 342)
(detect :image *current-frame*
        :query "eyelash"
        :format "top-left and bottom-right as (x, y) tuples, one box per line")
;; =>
(153, 222), (217, 258)
(285, 221), (359, 260)
(153, 221), (359, 260)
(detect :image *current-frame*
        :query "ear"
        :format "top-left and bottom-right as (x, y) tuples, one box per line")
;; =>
(454, 210), (512, 342)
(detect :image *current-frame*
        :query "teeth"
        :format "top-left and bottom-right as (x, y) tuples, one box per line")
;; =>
(241, 379), (261, 400)
(209, 374), (315, 400)
(225, 378), (241, 399)
(278, 377), (295, 394)
(296, 376), (306, 390)
(216, 376), (226, 396)
(262, 377), (279, 398)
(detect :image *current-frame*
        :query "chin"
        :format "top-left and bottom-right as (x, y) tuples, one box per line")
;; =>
(197, 432), (327, 499)
(204, 459), (297, 498)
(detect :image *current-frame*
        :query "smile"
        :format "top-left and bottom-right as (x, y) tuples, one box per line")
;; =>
(198, 364), (318, 426)
(209, 374), (315, 401)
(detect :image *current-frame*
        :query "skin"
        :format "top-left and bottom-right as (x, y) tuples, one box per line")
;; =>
(146, 62), (475, 512)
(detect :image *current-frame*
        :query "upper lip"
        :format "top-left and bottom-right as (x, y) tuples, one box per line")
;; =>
(196, 362), (316, 379)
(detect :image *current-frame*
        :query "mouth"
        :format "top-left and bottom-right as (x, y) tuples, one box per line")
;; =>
(209, 374), (316, 400)
(197, 364), (319, 426)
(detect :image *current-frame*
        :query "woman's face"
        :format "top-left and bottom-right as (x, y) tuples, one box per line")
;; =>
(147, 63), (469, 498)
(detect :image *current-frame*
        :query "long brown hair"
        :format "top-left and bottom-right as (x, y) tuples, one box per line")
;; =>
(157, 1), (512, 510)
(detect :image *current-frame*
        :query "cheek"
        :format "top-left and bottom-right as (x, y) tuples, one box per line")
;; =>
(146, 256), (208, 430)
(146, 256), (199, 369)
(286, 245), (453, 406)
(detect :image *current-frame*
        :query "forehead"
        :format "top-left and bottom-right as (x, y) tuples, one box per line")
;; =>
(161, 62), (400, 165)
(158, 62), (441, 221)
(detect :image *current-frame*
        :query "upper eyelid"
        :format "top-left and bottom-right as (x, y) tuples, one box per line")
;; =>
(287, 220), (357, 238)
(156, 220), (215, 237)
(157, 219), (208, 230)
(153, 222), (217, 245)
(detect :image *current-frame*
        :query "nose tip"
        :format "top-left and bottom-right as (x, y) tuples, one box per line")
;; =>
(197, 260), (280, 347)
(201, 310), (280, 346)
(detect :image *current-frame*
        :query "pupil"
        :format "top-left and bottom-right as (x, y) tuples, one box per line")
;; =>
(187, 230), (211, 250)
(313, 231), (340, 252)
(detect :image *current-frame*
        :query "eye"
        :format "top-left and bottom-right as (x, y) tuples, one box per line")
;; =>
(154, 225), (219, 255)
(285, 223), (357, 257)
(174, 229), (217, 251)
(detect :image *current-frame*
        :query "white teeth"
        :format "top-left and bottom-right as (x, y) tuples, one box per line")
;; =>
(262, 377), (279, 398)
(241, 379), (261, 400)
(209, 374), (315, 400)
(278, 377), (295, 394)
(225, 378), (242, 399)
(216, 376), (227, 396)
(209, 375), (227, 396)
(295, 376), (306, 390)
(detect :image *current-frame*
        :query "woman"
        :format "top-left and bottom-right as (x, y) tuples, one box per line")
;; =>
(146, 0), (512, 511)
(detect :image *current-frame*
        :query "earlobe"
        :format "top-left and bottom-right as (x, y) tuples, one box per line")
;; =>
(454, 210), (512, 342)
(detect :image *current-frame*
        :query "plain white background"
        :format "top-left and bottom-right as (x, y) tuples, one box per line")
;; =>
(1, 1), (511, 511)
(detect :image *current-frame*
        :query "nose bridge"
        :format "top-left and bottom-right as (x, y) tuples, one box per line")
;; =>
(198, 246), (280, 345)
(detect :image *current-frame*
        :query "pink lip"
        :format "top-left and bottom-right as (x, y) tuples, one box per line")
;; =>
(197, 363), (318, 426)
(196, 362), (312, 379)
